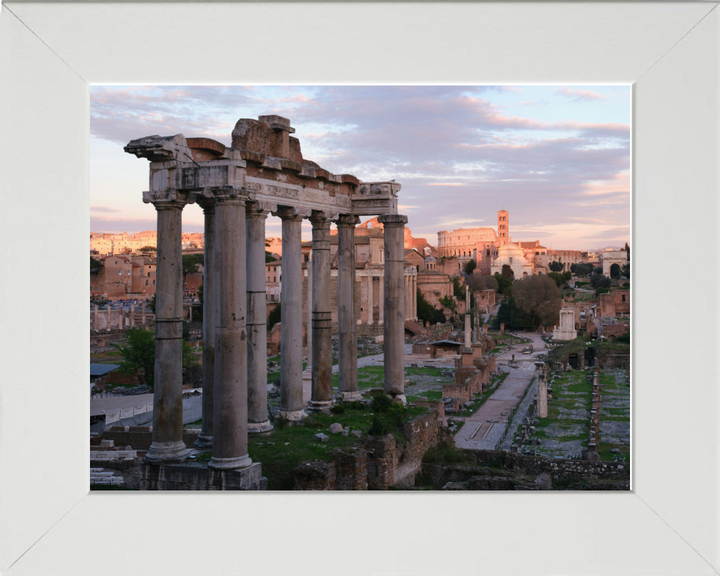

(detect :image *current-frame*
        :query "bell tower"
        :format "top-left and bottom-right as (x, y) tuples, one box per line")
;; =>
(497, 210), (510, 245)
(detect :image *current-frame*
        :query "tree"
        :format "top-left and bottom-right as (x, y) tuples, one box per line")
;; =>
(90, 256), (102, 271)
(624, 242), (630, 261)
(452, 276), (464, 300)
(140, 245), (155, 253)
(494, 295), (533, 330)
(548, 261), (564, 272)
(417, 289), (436, 325)
(266, 251), (278, 263)
(182, 253), (204, 279)
(467, 273), (498, 292)
(439, 295), (456, 311)
(590, 274), (611, 290)
(610, 263), (621, 279)
(268, 303), (281, 329)
(149, 294), (156, 314)
(593, 265), (603, 275)
(501, 264), (514, 278)
(574, 263), (593, 277)
(511, 275), (562, 329)
(464, 259), (477, 275)
(547, 272), (566, 288)
(494, 272), (513, 296)
(115, 328), (198, 391)
(621, 263), (630, 280)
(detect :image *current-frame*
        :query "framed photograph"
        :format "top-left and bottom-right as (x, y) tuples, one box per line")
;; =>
(1, 2), (717, 575)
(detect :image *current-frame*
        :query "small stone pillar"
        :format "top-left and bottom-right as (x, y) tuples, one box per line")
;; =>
(93, 305), (98, 331)
(379, 214), (408, 403)
(196, 195), (217, 448)
(367, 273), (374, 324)
(464, 313), (471, 348)
(209, 187), (252, 470)
(141, 303), (146, 325)
(336, 214), (361, 400)
(307, 212), (333, 412)
(143, 189), (192, 465)
(483, 323), (488, 334)
(500, 322), (505, 335)
(130, 303), (135, 328)
(277, 206), (307, 421)
(536, 361), (548, 418)
(246, 202), (273, 433)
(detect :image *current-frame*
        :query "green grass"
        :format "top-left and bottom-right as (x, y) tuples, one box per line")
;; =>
(598, 441), (630, 462)
(408, 390), (443, 401)
(244, 404), (429, 489)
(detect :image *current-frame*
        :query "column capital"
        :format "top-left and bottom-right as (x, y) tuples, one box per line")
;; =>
(334, 214), (360, 228)
(143, 189), (194, 209)
(274, 205), (311, 220)
(210, 186), (249, 205)
(309, 210), (338, 226)
(377, 214), (408, 226)
(246, 200), (276, 218)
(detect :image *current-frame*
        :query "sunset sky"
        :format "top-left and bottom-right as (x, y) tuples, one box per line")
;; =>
(90, 85), (630, 251)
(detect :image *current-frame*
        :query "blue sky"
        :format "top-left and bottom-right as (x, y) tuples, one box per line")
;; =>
(90, 85), (630, 250)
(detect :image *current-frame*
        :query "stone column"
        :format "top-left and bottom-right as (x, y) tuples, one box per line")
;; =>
(336, 214), (361, 400)
(209, 187), (252, 470)
(142, 303), (146, 325)
(93, 305), (98, 331)
(378, 274), (384, 325)
(107, 307), (111, 332)
(379, 214), (408, 403)
(277, 206), (306, 421)
(307, 212), (333, 412)
(195, 197), (217, 448)
(130, 303), (135, 328)
(301, 256), (312, 403)
(246, 202), (273, 434)
(367, 273), (374, 325)
(143, 190), (192, 465)
(411, 276), (416, 321)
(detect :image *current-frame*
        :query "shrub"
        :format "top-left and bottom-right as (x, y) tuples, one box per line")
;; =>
(330, 404), (345, 415)
(371, 393), (393, 414)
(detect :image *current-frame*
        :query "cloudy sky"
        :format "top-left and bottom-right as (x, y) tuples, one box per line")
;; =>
(90, 85), (630, 250)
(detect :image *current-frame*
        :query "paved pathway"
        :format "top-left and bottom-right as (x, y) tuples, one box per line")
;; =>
(454, 361), (536, 450)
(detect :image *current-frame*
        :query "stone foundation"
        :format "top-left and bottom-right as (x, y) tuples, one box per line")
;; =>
(140, 461), (266, 490)
(293, 409), (449, 490)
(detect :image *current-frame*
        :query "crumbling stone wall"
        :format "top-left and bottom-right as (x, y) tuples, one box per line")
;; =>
(293, 409), (449, 490)
(423, 449), (629, 490)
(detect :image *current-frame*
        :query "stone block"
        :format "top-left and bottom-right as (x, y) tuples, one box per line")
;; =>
(329, 423), (343, 434)
(141, 462), (265, 490)
(315, 433), (329, 442)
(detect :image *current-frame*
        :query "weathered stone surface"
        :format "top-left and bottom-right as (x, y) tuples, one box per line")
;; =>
(329, 423), (343, 434)
(140, 462), (265, 490)
(315, 433), (329, 442)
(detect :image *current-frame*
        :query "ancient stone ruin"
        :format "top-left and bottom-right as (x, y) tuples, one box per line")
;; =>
(124, 115), (408, 489)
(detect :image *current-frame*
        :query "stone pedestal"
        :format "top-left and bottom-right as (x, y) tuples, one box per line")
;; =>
(337, 215), (361, 401)
(209, 190), (252, 470)
(277, 207), (306, 420)
(307, 213), (333, 412)
(141, 461), (266, 490)
(144, 192), (191, 465)
(379, 214), (408, 403)
(247, 203), (273, 433)
(464, 313), (471, 348)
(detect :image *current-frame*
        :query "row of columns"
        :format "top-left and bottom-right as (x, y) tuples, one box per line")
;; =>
(144, 186), (408, 470)
(360, 271), (417, 324)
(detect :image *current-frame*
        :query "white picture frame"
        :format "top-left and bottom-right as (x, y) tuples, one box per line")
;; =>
(0, 2), (717, 575)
